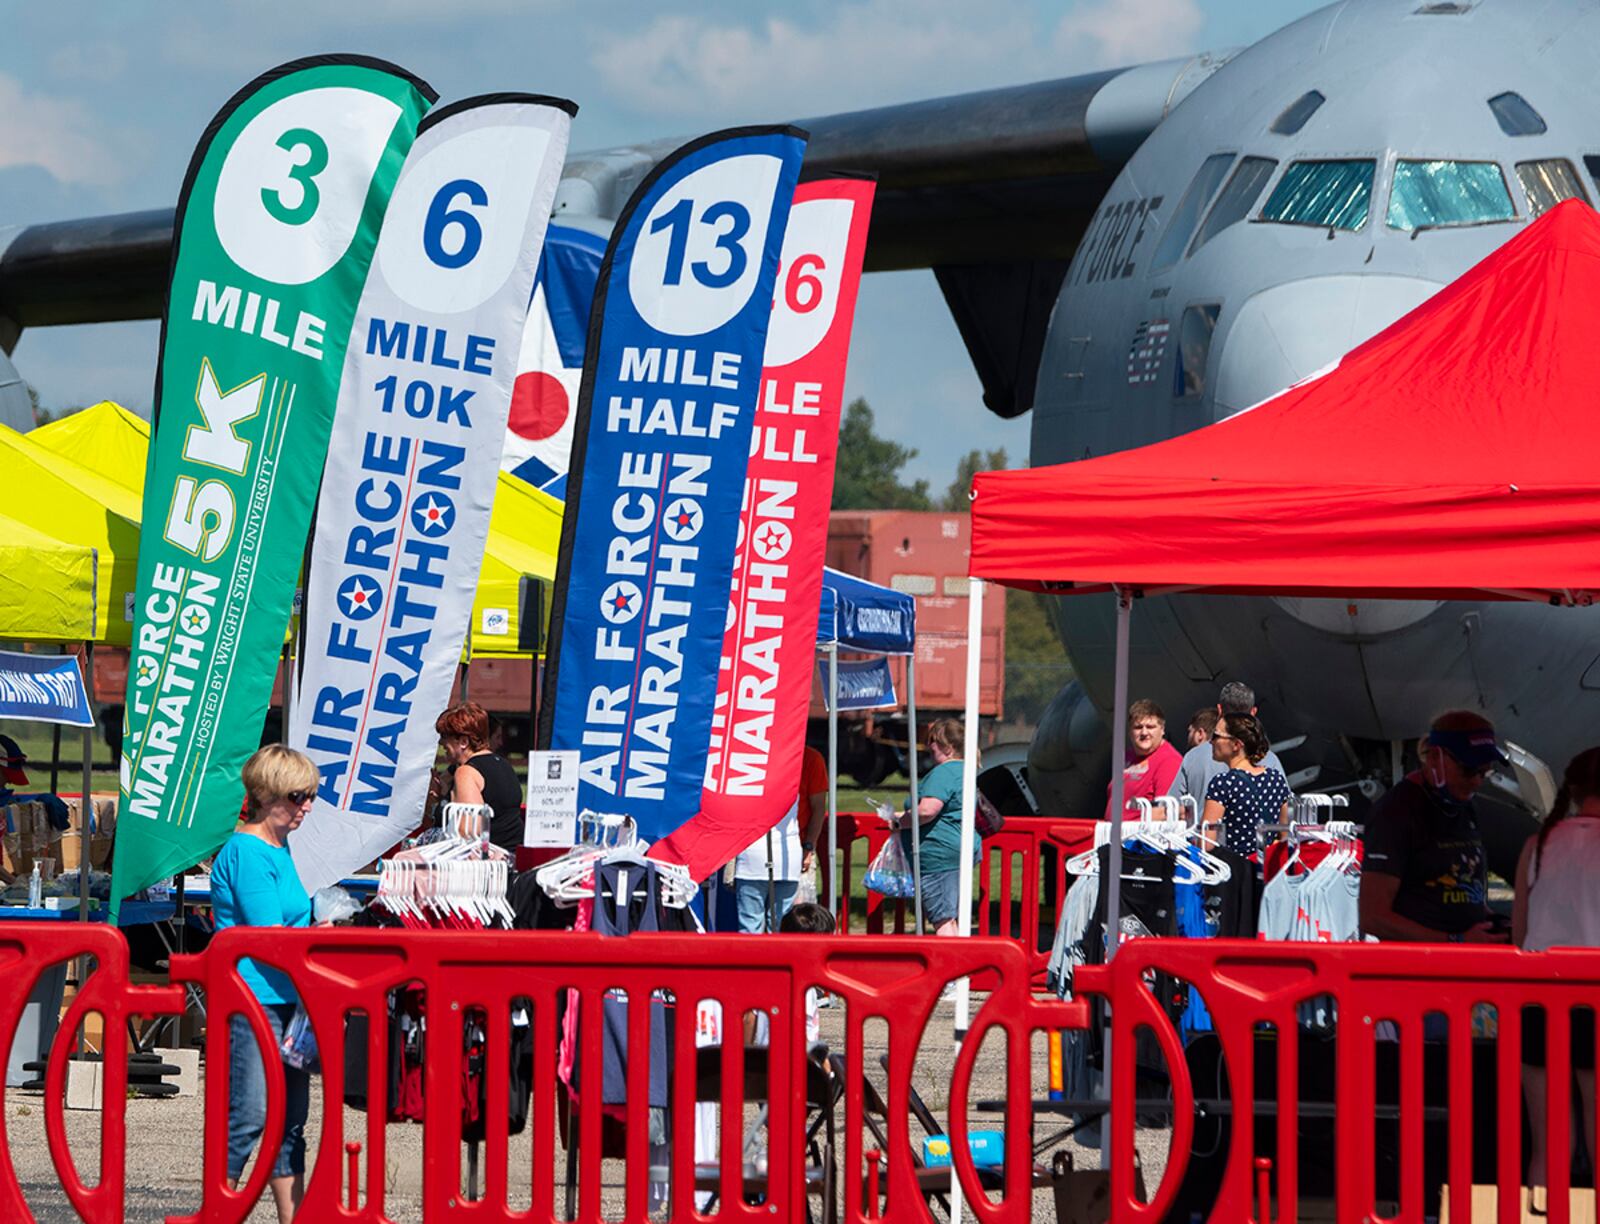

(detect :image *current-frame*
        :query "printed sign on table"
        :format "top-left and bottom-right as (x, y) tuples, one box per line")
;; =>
(524, 749), (580, 847)
(537, 126), (808, 847)
(289, 95), (574, 893)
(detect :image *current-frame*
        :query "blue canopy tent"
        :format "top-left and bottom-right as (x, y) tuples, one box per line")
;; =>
(815, 568), (924, 928)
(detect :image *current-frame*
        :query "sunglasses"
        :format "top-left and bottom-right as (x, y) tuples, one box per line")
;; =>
(1212, 733), (1239, 745)
(283, 789), (316, 806)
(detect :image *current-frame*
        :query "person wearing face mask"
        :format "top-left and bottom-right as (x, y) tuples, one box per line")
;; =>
(1104, 699), (1183, 819)
(1359, 711), (1511, 944)
(210, 744), (318, 1224)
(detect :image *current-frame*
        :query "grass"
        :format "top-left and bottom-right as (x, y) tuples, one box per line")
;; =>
(0, 720), (119, 794)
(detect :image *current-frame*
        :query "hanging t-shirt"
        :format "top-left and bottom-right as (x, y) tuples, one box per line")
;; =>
(1204, 846), (1261, 939)
(1363, 774), (1489, 936)
(1206, 767), (1293, 858)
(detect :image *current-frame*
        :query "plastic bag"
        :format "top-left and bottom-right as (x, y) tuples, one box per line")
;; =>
(279, 1005), (319, 1071)
(313, 885), (361, 925)
(795, 864), (819, 906)
(864, 834), (916, 898)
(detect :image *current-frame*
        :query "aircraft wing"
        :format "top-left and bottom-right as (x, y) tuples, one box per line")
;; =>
(0, 51), (1234, 417)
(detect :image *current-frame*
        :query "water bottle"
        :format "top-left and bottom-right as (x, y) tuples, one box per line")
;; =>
(27, 862), (42, 909)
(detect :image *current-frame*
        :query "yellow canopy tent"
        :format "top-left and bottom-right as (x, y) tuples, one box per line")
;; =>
(0, 424), (139, 645)
(0, 513), (97, 643)
(27, 406), (562, 656)
(29, 401), (150, 495)
(471, 473), (561, 658)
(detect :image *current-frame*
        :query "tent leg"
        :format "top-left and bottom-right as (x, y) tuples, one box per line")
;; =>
(1102, 587), (1133, 1165)
(950, 576), (986, 1222)
(826, 644), (838, 922)
(907, 654), (921, 935)
(280, 644), (294, 745)
(78, 644), (93, 924)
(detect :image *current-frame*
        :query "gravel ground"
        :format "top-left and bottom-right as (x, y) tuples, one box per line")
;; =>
(6, 990), (1176, 1222)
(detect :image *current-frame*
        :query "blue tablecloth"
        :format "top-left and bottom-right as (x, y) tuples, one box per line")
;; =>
(0, 901), (175, 926)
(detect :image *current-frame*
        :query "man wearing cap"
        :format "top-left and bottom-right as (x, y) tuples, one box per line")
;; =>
(0, 734), (27, 797)
(1360, 711), (1511, 943)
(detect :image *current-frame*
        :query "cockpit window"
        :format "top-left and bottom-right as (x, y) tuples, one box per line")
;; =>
(1271, 91), (1325, 136)
(1488, 92), (1548, 137)
(1174, 305), (1221, 400)
(1190, 157), (1278, 255)
(1516, 159), (1589, 215)
(1152, 154), (1235, 271)
(1260, 159), (1375, 230)
(1386, 160), (1517, 231)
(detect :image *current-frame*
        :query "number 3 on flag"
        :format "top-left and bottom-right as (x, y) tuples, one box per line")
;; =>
(213, 88), (408, 286)
(630, 154), (788, 338)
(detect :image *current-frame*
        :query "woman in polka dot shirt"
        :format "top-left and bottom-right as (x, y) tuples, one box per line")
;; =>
(1202, 713), (1292, 858)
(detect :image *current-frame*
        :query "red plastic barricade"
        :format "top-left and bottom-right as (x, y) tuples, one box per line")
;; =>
(1072, 939), (1600, 1223)
(0, 923), (1073, 1221)
(0, 924), (184, 1222)
(821, 814), (1096, 985)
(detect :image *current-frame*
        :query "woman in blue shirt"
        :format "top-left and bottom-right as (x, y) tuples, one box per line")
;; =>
(210, 744), (316, 1224)
(899, 719), (980, 936)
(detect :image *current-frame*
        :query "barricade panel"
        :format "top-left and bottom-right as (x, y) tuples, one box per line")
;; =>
(1073, 939), (1600, 1224)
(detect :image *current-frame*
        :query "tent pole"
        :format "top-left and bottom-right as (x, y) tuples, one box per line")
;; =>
(78, 644), (93, 924)
(280, 643), (294, 746)
(826, 644), (838, 920)
(1101, 587), (1133, 1165)
(950, 576), (986, 1222)
(907, 652), (922, 934)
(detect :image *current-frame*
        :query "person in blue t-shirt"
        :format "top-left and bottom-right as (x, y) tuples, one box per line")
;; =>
(210, 744), (316, 1224)
(899, 718), (980, 936)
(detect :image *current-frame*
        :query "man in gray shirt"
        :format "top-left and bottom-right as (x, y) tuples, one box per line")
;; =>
(1167, 681), (1286, 806)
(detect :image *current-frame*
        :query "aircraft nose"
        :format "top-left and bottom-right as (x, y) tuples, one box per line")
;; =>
(1211, 273), (1441, 419)
(1211, 273), (1446, 638)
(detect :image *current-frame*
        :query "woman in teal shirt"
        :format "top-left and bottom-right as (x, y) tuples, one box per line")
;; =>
(900, 718), (979, 935)
(210, 744), (316, 1224)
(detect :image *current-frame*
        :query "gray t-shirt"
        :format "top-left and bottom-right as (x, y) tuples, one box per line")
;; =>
(1167, 741), (1285, 805)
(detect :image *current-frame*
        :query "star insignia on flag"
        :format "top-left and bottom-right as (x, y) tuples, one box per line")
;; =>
(410, 492), (456, 538)
(662, 497), (703, 542)
(337, 574), (383, 622)
(753, 522), (792, 561)
(600, 580), (643, 625)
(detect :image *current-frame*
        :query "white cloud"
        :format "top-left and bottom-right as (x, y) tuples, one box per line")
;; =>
(592, 1), (1054, 121)
(48, 41), (130, 82)
(1053, 0), (1204, 66)
(0, 74), (121, 186)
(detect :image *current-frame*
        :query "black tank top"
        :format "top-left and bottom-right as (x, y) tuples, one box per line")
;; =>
(459, 752), (523, 852)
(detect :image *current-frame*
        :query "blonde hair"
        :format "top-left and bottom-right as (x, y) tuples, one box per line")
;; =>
(240, 744), (318, 820)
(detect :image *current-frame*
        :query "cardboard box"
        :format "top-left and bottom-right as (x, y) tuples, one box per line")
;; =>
(56, 831), (112, 872)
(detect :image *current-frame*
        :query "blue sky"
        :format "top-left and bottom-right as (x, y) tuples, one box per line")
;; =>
(1, 0), (1325, 487)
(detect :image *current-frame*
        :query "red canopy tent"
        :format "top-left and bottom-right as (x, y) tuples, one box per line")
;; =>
(970, 199), (1600, 604)
(951, 200), (1600, 985)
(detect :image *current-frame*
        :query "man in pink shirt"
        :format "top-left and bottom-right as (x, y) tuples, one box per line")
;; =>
(1105, 699), (1183, 818)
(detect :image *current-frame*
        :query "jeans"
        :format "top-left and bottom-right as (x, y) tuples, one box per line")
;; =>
(733, 877), (798, 933)
(228, 1002), (310, 1181)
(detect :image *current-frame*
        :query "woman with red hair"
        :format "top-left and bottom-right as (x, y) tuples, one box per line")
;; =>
(435, 702), (524, 851)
